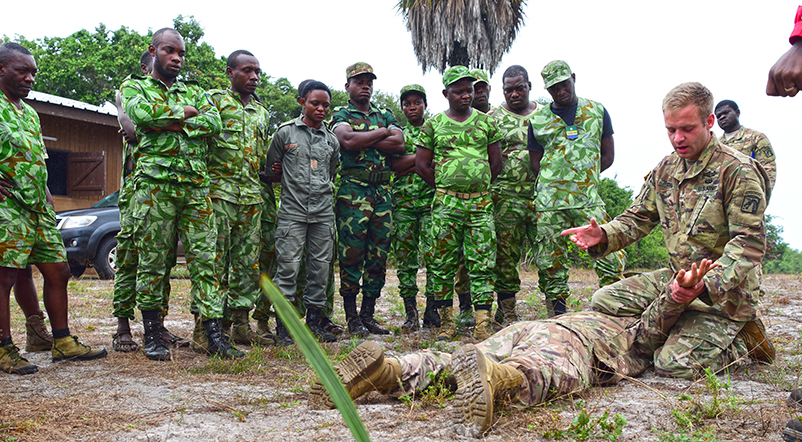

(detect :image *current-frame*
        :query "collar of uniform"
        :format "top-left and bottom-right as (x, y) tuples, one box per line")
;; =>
(669, 132), (719, 182)
(493, 102), (539, 119)
(144, 74), (193, 92)
(346, 100), (382, 116)
(293, 116), (327, 133)
(731, 125), (746, 141)
(0, 90), (25, 114)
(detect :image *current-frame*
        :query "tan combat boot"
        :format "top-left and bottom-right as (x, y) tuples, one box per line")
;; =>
(309, 341), (400, 409)
(25, 312), (53, 352)
(437, 306), (456, 341)
(191, 313), (209, 354)
(473, 309), (494, 340)
(231, 309), (275, 346)
(452, 344), (523, 438)
(52, 336), (107, 362)
(498, 296), (519, 326)
(737, 317), (776, 363)
(0, 342), (38, 375)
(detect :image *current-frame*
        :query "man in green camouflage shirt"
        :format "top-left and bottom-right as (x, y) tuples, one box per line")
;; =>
(331, 62), (405, 337)
(714, 99), (776, 191)
(417, 66), (503, 341)
(487, 65), (541, 326)
(0, 42), (106, 374)
(205, 50), (273, 348)
(121, 28), (241, 360)
(391, 84), (437, 332)
(471, 68), (492, 113)
(565, 82), (774, 379)
(527, 60), (626, 317)
(309, 311), (649, 437)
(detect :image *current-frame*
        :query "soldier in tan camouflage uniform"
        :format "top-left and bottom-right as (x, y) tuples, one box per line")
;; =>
(714, 99), (776, 191)
(309, 311), (649, 437)
(564, 82), (774, 380)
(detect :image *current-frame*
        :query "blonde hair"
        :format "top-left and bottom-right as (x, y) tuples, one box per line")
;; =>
(662, 82), (713, 122)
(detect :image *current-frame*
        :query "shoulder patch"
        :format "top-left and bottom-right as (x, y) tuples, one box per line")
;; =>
(740, 190), (762, 214)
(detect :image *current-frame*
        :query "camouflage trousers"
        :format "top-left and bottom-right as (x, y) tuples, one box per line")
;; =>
(590, 268), (748, 379)
(131, 180), (222, 320)
(392, 200), (433, 300)
(389, 316), (645, 405)
(535, 206), (626, 301)
(336, 181), (393, 299)
(274, 218), (335, 310)
(427, 192), (495, 306)
(492, 192), (538, 295)
(212, 199), (261, 312)
(0, 196), (65, 268)
(112, 182), (174, 319)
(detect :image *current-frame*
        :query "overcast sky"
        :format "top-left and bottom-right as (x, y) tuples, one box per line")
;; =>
(7, 1), (802, 248)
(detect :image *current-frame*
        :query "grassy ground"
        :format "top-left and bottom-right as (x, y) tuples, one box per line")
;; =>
(1, 267), (800, 441)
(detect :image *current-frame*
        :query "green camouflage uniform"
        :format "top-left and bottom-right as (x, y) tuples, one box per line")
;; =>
(384, 311), (649, 404)
(589, 134), (769, 379)
(253, 180), (278, 321)
(720, 125), (776, 192)
(207, 89), (269, 313)
(330, 102), (400, 300)
(488, 104), (539, 297)
(418, 111), (502, 307)
(266, 118), (339, 309)
(529, 98), (626, 302)
(392, 122), (435, 300)
(0, 94), (65, 267)
(121, 75), (223, 320)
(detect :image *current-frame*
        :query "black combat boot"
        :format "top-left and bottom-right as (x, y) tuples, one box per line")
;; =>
(306, 307), (338, 343)
(143, 316), (170, 361)
(553, 298), (567, 316)
(422, 297), (441, 328)
(457, 291), (475, 328)
(343, 295), (370, 338)
(203, 319), (245, 359)
(360, 295), (390, 335)
(274, 317), (294, 346)
(401, 297), (419, 333)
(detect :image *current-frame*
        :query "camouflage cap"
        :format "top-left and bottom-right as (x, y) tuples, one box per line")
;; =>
(541, 60), (572, 89)
(400, 84), (426, 101)
(442, 66), (476, 88)
(346, 62), (377, 80)
(471, 69), (490, 85)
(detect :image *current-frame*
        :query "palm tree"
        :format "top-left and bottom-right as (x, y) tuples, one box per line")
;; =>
(396, 0), (527, 75)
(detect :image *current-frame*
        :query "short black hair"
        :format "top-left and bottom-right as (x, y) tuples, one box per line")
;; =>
(502, 65), (529, 82)
(400, 91), (427, 107)
(140, 50), (152, 67)
(715, 99), (739, 112)
(301, 81), (331, 99)
(152, 28), (180, 46)
(296, 79), (315, 99)
(226, 50), (255, 69)
(0, 42), (32, 65)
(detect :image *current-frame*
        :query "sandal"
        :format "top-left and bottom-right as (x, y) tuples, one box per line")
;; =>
(161, 327), (190, 348)
(112, 330), (139, 352)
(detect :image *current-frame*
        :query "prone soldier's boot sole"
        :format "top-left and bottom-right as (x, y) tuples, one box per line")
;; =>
(308, 341), (384, 409)
(452, 344), (492, 438)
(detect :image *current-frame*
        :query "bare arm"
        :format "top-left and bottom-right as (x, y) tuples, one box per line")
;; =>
(415, 147), (435, 188)
(371, 129), (405, 155)
(488, 141), (502, 182)
(600, 135), (614, 172)
(333, 125), (391, 152)
(116, 91), (138, 144)
(529, 150), (543, 179)
(391, 154), (417, 176)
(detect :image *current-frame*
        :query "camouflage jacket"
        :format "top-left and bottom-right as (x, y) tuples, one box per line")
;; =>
(0, 93), (50, 214)
(529, 98), (606, 210)
(121, 75), (221, 187)
(392, 122), (435, 207)
(330, 101), (401, 186)
(590, 134), (769, 322)
(266, 118), (340, 222)
(417, 110), (502, 193)
(207, 89), (270, 205)
(720, 125), (776, 192)
(488, 103), (539, 198)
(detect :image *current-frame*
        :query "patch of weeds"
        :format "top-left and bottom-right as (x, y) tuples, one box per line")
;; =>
(418, 338), (451, 352)
(189, 347), (271, 375)
(279, 400), (302, 408)
(543, 408), (626, 441)
(400, 371), (455, 410)
(654, 427), (720, 442)
(329, 337), (360, 364)
(270, 344), (305, 361)
(670, 368), (748, 432)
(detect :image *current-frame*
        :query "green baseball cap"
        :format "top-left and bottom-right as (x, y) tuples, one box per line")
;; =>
(471, 69), (490, 85)
(346, 62), (377, 80)
(442, 66), (476, 88)
(400, 84), (426, 101)
(541, 60), (572, 89)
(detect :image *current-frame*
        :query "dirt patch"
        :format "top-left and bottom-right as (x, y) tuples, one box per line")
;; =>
(2, 269), (800, 441)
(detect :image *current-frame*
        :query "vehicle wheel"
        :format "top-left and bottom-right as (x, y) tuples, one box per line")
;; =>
(68, 260), (86, 278)
(93, 236), (117, 280)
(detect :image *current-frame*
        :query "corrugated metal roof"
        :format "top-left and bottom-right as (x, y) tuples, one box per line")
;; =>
(25, 91), (118, 117)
